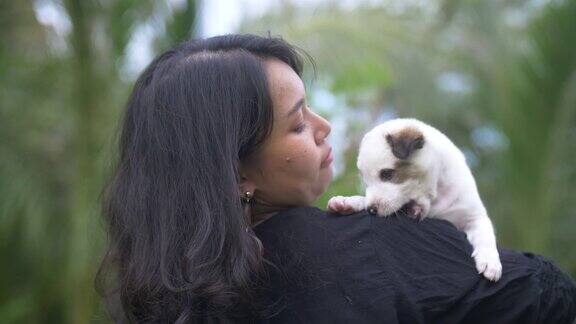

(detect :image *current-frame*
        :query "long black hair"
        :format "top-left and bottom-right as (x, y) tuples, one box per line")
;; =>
(96, 34), (304, 323)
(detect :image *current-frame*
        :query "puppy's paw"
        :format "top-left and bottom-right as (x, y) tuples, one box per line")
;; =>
(327, 196), (357, 215)
(327, 196), (366, 215)
(472, 248), (502, 281)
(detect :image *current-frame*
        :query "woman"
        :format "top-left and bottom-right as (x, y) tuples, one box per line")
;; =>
(97, 34), (576, 323)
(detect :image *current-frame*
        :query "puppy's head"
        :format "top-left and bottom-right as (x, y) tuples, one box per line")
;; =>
(357, 119), (427, 216)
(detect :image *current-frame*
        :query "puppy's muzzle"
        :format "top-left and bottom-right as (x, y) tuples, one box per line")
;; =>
(368, 205), (378, 215)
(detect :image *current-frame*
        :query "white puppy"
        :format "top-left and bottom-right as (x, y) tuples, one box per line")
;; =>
(328, 118), (502, 281)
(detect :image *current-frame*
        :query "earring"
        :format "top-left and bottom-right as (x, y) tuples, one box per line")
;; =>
(241, 191), (254, 205)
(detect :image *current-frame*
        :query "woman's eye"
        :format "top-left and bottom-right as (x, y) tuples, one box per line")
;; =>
(294, 122), (306, 133)
(379, 168), (395, 181)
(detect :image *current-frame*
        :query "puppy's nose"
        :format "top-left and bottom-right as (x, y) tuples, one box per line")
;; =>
(368, 205), (378, 215)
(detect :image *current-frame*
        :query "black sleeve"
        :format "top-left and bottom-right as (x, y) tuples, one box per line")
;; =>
(254, 207), (576, 324)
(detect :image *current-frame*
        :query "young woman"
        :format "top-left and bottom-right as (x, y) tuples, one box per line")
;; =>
(97, 34), (576, 323)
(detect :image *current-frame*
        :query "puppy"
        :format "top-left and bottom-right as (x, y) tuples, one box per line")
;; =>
(328, 118), (502, 281)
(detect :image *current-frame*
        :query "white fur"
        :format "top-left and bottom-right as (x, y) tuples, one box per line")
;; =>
(328, 118), (502, 281)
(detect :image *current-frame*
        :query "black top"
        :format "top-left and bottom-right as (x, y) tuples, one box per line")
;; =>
(253, 206), (576, 324)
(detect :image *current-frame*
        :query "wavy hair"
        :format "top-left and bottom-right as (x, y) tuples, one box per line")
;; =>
(96, 34), (304, 323)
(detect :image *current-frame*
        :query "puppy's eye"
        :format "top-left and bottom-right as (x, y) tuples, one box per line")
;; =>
(379, 169), (395, 181)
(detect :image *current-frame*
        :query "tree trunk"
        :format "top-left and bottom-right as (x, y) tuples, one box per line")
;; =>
(64, 0), (102, 322)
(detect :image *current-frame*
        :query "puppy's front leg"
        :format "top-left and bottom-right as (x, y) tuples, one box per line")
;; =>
(327, 196), (367, 215)
(465, 214), (502, 281)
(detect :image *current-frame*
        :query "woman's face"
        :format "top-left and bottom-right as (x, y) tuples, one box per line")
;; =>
(241, 58), (333, 208)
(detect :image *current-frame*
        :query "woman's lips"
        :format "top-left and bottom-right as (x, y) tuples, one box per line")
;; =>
(321, 147), (333, 168)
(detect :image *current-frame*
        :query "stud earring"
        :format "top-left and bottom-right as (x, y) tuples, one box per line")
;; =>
(241, 191), (253, 205)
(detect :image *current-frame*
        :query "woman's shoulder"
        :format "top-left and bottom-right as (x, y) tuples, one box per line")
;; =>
(253, 205), (478, 298)
(255, 206), (370, 240)
(253, 207), (479, 323)
(253, 206), (576, 323)
(254, 206), (366, 267)
(254, 205), (468, 249)
(255, 206), (477, 282)
(253, 206), (427, 323)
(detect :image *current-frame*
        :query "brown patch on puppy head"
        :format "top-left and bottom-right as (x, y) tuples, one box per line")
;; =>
(385, 127), (425, 160)
(391, 160), (426, 184)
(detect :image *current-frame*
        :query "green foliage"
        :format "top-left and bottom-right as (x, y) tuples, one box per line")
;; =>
(331, 58), (392, 93)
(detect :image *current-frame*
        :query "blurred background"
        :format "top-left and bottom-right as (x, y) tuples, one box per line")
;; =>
(1, 0), (575, 322)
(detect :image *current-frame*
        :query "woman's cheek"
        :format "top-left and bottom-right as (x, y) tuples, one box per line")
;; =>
(279, 136), (319, 177)
(274, 155), (307, 182)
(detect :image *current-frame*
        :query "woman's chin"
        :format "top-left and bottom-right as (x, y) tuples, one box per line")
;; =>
(312, 168), (334, 202)
(322, 165), (334, 183)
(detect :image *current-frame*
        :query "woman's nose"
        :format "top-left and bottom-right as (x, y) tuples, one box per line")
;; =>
(314, 113), (331, 144)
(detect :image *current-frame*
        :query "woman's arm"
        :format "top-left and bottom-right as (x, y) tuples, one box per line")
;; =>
(367, 211), (576, 324)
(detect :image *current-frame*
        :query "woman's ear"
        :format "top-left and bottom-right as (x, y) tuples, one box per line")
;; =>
(239, 177), (256, 195)
(238, 165), (257, 196)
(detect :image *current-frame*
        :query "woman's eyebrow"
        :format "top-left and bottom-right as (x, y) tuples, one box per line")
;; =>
(285, 97), (305, 118)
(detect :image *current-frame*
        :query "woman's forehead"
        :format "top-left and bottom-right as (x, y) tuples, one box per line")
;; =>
(265, 59), (306, 112)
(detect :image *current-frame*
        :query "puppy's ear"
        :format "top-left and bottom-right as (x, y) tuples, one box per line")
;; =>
(385, 128), (425, 160)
